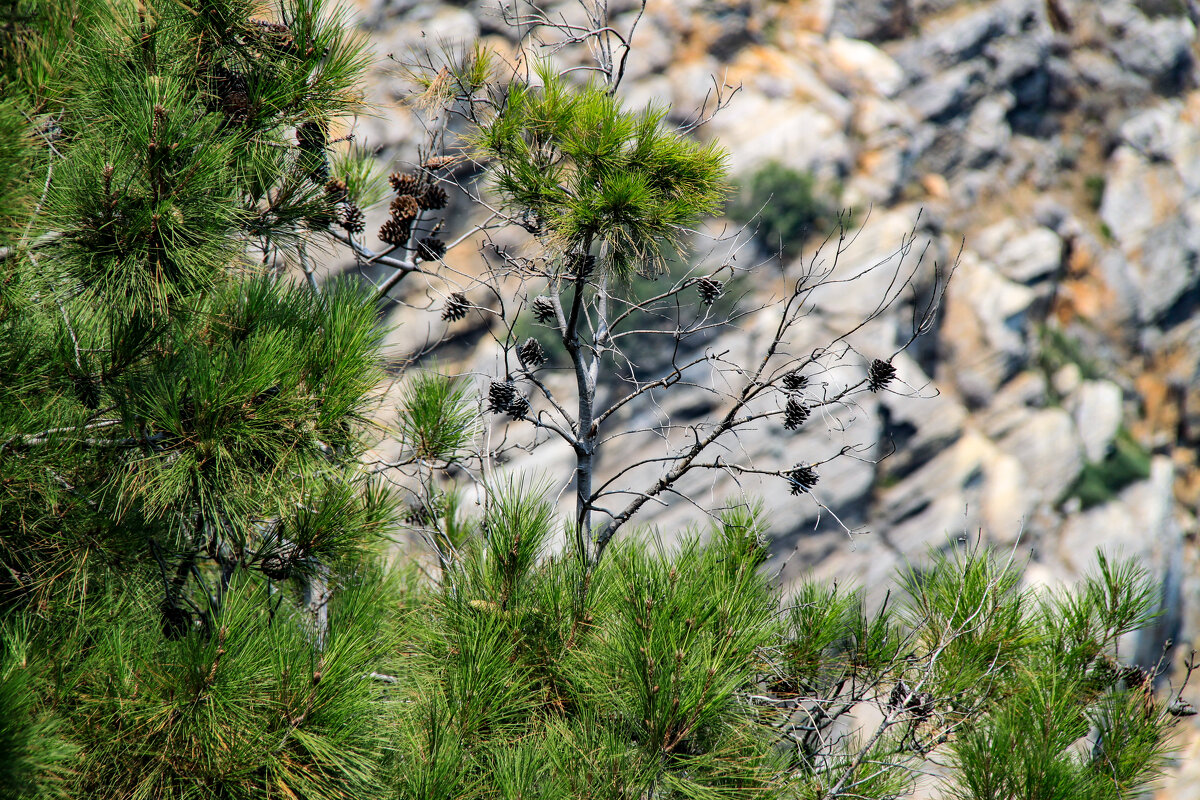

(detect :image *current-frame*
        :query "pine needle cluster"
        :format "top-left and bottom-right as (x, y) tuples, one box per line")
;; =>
(368, 498), (1182, 800)
(473, 66), (729, 278)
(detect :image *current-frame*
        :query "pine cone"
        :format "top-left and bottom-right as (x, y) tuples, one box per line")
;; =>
(909, 691), (934, 721)
(783, 399), (809, 430)
(296, 121), (327, 154)
(782, 370), (808, 392)
(260, 552), (292, 581)
(520, 211), (542, 235)
(417, 236), (447, 261)
(161, 601), (191, 640)
(389, 171), (422, 195)
(1087, 657), (1119, 690)
(390, 194), (419, 222)
(487, 380), (518, 414)
(1120, 665), (1151, 690)
(422, 155), (455, 170)
(868, 359), (896, 392)
(567, 251), (596, 276)
(506, 395), (530, 420)
(531, 296), (556, 324)
(324, 178), (348, 203)
(442, 292), (469, 322)
(248, 18), (294, 51)
(697, 277), (723, 306)
(211, 65), (249, 120)
(339, 204), (365, 234)
(404, 502), (436, 526)
(417, 184), (448, 210)
(519, 337), (546, 368)
(379, 217), (411, 246)
(888, 680), (909, 711)
(787, 464), (819, 495)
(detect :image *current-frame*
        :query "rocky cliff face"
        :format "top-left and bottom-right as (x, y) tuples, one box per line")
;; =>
(342, 0), (1200, 792)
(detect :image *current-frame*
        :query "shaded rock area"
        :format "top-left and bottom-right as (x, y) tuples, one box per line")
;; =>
(340, 0), (1200, 791)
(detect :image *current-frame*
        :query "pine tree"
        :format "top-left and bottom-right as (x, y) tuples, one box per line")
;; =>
(1, 1), (400, 797)
(0, 1), (1191, 799)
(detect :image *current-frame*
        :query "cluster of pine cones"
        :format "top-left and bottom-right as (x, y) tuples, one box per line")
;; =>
(379, 163), (451, 260)
(780, 369), (810, 432)
(488, 380), (529, 420)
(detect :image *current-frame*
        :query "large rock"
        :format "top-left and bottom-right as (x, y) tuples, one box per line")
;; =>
(824, 35), (907, 98)
(996, 406), (1085, 508)
(1068, 380), (1124, 463)
(827, 0), (914, 42)
(892, 0), (1041, 80)
(796, 206), (944, 326)
(706, 93), (851, 182)
(877, 353), (968, 478)
(1056, 458), (1182, 661)
(1094, 103), (1200, 325)
(973, 219), (1063, 284)
(877, 430), (1014, 553)
(1105, 8), (1196, 95)
(936, 251), (1038, 405)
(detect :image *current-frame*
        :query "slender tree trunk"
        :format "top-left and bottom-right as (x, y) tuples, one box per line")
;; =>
(563, 238), (597, 551)
(301, 562), (331, 650)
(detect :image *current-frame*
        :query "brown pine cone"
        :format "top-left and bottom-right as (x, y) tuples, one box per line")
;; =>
(417, 184), (448, 210)
(379, 217), (411, 246)
(417, 237), (447, 261)
(324, 178), (348, 203)
(339, 204), (365, 234)
(388, 171), (422, 195)
(390, 194), (420, 222)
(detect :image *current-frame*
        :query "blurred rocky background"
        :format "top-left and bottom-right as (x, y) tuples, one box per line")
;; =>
(334, 0), (1200, 793)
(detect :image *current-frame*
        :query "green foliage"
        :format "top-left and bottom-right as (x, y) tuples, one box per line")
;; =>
(473, 67), (729, 277)
(947, 554), (1169, 800)
(4, 566), (397, 800)
(0, 631), (76, 799)
(0, 97), (35, 246)
(727, 160), (833, 257)
(366, 510), (1179, 800)
(1065, 428), (1152, 509)
(397, 371), (477, 462)
(1, 1), (399, 796)
(901, 547), (1034, 703)
(1084, 174), (1106, 211)
(1036, 324), (1103, 404)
